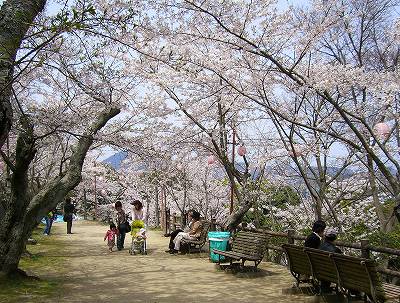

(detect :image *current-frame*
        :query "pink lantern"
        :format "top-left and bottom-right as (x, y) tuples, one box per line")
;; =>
(207, 155), (216, 165)
(101, 189), (107, 195)
(237, 145), (247, 156)
(374, 122), (390, 139)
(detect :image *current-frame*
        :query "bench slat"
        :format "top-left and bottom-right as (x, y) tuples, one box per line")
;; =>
(212, 249), (261, 261)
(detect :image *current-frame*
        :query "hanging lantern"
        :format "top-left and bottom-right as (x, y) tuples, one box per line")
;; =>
(101, 189), (107, 195)
(207, 155), (216, 165)
(374, 122), (390, 139)
(237, 145), (247, 156)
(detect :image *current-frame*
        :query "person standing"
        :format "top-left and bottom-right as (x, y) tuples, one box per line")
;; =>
(114, 201), (128, 251)
(304, 220), (326, 248)
(43, 210), (55, 235)
(64, 198), (75, 234)
(130, 200), (145, 221)
(104, 223), (119, 252)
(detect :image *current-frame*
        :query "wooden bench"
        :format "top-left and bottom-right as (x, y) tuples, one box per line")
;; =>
(331, 253), (400, 303)
(282, 244), (313, 286)
(212, 231), (269, 269)
(282, 244), (400, 302)
(181, 221), (211, 254)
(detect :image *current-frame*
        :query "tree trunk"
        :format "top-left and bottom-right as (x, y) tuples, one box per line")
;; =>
(224, 201), (252, 232)
(154, 185), (160, 227)
(0, 0), (47, 149)
(0, 107), (119, 276)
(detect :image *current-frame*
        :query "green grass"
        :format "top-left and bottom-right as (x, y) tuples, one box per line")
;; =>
(0, 277), (60, 303)
(0, 225), (66, 303)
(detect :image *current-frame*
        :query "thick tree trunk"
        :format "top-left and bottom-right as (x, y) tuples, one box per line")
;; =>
(0, 107), (120, 276)
(0, 0), (47, 149)
(224, 201), (252, 232)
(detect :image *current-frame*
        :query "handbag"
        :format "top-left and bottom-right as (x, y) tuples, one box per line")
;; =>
(125, 221), (131, 233)
(118, 221), (131, 233)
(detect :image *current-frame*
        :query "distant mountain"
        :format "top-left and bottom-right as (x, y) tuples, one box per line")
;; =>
(102, 151), (128, 169)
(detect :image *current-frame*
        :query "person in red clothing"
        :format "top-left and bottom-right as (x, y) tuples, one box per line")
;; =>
(104, 223), (119, 252)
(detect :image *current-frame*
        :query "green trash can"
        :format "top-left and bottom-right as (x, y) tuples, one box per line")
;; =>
(208, 231), (230, 262)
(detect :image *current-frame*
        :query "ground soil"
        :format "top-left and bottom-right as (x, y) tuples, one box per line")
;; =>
(18, 220), (342, 303)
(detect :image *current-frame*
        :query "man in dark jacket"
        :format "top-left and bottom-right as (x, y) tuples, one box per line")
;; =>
(304, 220), (326, 248)
(64, 198), (75, 234)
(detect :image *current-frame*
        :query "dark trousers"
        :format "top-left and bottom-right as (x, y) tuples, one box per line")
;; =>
(169, 229), (183, 250)
(67, 220), (73, 234)
(117, 229), (126, 250)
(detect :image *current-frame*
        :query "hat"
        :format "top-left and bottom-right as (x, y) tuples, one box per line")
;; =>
(130, 200), (143, 207)
(324, 228), (338, 237)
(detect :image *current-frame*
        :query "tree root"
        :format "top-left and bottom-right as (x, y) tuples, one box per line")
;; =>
(1, 268), (40, 280)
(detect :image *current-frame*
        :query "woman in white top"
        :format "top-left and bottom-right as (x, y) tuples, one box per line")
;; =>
(131, 200), (145, 221)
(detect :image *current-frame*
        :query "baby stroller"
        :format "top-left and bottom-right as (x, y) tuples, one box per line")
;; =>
(129, 220), (147, 255)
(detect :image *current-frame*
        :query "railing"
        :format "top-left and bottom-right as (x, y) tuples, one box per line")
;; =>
(244, 227), (400, 279)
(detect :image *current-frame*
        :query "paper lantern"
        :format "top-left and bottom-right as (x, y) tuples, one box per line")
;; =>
(237, 145), (247, 156)
(101, 189), (107, 195)
(374, 122), (390, 139)
(207, 155), (216, 165)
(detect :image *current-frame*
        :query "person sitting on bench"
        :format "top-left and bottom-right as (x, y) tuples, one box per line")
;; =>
(319, 228), (342, 293)
(165, 210), (194, 253)
(304, 220), (326, 249)
(170, 211), (202, 254)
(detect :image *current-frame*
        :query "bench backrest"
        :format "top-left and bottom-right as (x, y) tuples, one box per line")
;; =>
(304, 247), (338, 284)
(198, 221), (211, 243)
(232, 231), (269, 258)
(282, 244), (312, 276)
(330, 254), (385, 302)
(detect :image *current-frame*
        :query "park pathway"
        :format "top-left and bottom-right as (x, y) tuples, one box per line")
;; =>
(49, 220), (315, 303)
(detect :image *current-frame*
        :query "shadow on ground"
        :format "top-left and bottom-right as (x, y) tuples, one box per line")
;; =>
(18, 220), (361, 303)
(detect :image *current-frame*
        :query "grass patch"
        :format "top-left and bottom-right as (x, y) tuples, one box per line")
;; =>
(0, 225), (66, 303)
(0, 276), (61, 303)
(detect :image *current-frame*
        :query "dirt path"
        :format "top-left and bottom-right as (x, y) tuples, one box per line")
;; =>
(47, 220), (312, 303)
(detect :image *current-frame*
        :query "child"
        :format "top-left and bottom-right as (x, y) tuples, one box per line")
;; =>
(129, 220), (147, 255)
(104, 223), (119, 252)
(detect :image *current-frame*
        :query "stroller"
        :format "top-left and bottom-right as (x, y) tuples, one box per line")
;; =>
(129, 220), (147, 255)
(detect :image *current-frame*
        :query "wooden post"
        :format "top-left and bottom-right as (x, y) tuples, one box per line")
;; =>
(361, 239), (370, 259)
(94, 175), (97, 220)
(166, 209), (171, 234)
(287, 229), (295, 244)
(160, 186), (167, 235)
(154, 186), (160, 227)
(210, 218), (216, 231)
(230, 121), (236, 214)
(172, 212), (177, 231)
